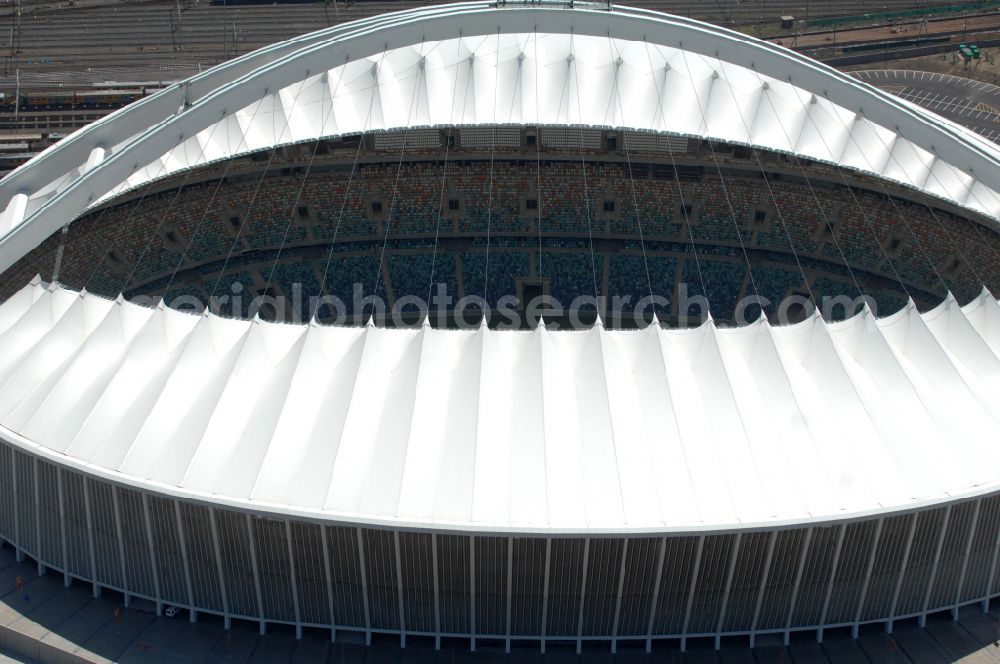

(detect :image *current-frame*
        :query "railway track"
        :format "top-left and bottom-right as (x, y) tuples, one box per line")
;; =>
(11, 0), (926, 23)
(0, 109), (109, 133)
(0, 0), (988, 92)
(0, 0), (989, 153)
(2, 0), (976, 62)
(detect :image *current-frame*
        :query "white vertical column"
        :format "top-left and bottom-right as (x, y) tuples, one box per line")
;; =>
(51, 223), (70, 282)
(11, 454), (21, 563)
(784, 527), (813, 646)
(432, 534), (441, 650)
(111, 486), (129, 607)
(207, 508), (230, 630)
(983, 501), (1000, 613)
(469, 535), (476, 652)
(32, 458), (42, 576)
(714, 533), (742, 650)
(852, 518), (884, 638)
(920, 505), (952, 627)
(56, 468), (70, 587)
(817, 524), (847, 643)
(576, 538), (591, 654)
(173, 501), (196, 623)
(285, 520), (302, 639)
(611, 539), (629, 654)
(887, 514), (919, 634)
(540, 538), (552, 654)
(645, 537), (667, 653)
(954, 500), (982, 620)
(82, 478), (99, 598)
(749, 531), (777, 648)
(357, 528), (372, 645)
(140, 493), (163, 615)
(681, 535), (706, 653)
(505, 536), (513, 654)
(394, 530), (406, 648)
(319, 525), (336, 642)
(245, 514), (266, 635)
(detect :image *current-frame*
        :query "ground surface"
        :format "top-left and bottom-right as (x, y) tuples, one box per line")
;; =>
(849, 68), (1000, 141)
(845, 51), (1000, 84)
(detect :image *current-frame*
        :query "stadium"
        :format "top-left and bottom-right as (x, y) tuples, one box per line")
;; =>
(1, 0), (1000, 656)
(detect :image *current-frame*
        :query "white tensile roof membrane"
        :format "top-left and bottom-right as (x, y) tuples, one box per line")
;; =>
(2, 4), (1000, 535)
(1, 3), (1000, 275)
(1, 281), (1000, 533)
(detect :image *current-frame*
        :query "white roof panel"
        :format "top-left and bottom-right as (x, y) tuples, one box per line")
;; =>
(3, 280), (1000, 533)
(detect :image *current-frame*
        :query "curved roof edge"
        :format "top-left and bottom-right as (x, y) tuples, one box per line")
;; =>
(1, 280), (999, 535)
(2, 2), (1000, 276)
(2, 418), (998, 537)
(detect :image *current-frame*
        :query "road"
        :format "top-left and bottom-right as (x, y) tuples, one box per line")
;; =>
(775, 11), (1000, 49)
(850, 68), (1000, 142)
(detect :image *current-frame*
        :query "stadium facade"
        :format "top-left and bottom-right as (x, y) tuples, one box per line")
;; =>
(1, 1), (1000, 653)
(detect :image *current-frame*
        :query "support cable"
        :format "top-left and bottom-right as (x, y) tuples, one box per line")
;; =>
(60, 161), (138, 289)
(642, 41), (709, 323)
(83, 140), (184, 292)
(317, 51), (385, 323)
(160, 152), (239, 304)
(481, 30), (501, 319)
(534, 30), (544, 284)
(482, 0), (506, 324)
(571, 35), (601, 313)
(830, 113), (952, 298)
(864, 125), (988, 294)
(747, 66), (866, 303)
(784, 83), (914, 303)
(260, 71), (341, 319)
(156, 83), (273, 307)
(934, 174), (1000, 280)
(368, 43), (423, 321)
(678, 47), (762, 316)
(121, 112), (228, 296)
(209, 83), (308, 306)
(716, 59), (816, 308)
(610, 38), (655, 308)
(426, 38), (465, 316)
